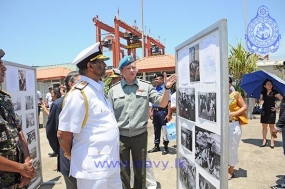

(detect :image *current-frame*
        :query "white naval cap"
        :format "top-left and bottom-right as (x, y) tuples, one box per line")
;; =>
(71, 42), (110, 68)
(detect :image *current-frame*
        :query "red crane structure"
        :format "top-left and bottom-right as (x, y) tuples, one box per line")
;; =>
(92, 15), (165, 68)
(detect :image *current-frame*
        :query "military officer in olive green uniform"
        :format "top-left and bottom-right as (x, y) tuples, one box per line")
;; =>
(108, 55), (177, 189)
(0, 49), (35, 188)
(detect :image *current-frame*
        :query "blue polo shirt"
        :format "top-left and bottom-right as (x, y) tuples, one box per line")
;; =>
(152, 84), (171, 108)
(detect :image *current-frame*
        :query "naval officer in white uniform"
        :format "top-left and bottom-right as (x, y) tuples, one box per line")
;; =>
(57, 42), (122, 189)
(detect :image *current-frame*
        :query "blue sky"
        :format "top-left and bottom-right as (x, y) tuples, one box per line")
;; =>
(1, 0), (284, 67)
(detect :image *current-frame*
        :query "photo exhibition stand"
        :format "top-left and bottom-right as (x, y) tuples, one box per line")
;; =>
(2, 60), (45, 189)
(175, 19), (229, 189)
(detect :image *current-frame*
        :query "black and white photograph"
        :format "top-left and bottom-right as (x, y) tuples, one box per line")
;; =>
(18, 69), (27, 91)
(26, 113), (35, 128)
(178, 88), (195, 122)
(18, 115), (22, 128)
(181, 126), (193, 152)
(29, 146), (38, 160)
(199, 174), (216, 189)
(26, 129), (36, 145)
(189, 44), (200, 82)
(179, 156), (196, 189)
(195, 126), (221, 179)
(198, 92), (217, 122)
(29, 159), (42, 187)
(11, 97), (21, 111)
(25, 95), (34, 110)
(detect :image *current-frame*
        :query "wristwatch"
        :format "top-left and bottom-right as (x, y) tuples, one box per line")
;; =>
(64, 152), (71, 160)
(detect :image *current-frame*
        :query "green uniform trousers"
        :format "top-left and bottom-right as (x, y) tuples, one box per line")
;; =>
(120, 131), (147, 189)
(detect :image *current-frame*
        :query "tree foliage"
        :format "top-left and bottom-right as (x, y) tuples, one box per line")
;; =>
(228, 42), (259, 96)
(103, 77), (112, 95)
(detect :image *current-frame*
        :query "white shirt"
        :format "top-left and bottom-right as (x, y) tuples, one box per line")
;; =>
(230, 86), (235, 93)
(171, 92), (176, 108)
(58, 76), (119, 180)
(45, 92), (52, 107)
(37, 90), (42, 103)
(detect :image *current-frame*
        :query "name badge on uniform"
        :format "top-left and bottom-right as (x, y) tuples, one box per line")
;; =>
(137, 89), (145, 92)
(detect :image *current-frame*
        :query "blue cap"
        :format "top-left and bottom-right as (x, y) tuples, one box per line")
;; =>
(118, 55), (134, 69)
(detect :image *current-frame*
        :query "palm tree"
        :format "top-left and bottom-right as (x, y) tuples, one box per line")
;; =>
(228, 42), (259, 96)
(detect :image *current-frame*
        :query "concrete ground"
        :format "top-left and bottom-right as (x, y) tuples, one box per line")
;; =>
(36, 114), (285, 189)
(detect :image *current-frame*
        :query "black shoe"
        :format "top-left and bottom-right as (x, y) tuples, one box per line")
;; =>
(260, 139), (268, 147)
(162, 148), (169, 155)
(48, 152), (57, 157)
(148, 146), (160, 153)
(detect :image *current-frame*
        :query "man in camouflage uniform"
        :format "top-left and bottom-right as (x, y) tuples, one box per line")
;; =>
(0, 49), (35, 189)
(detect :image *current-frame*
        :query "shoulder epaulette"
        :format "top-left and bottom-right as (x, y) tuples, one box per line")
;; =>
(110, 81), (121, 88)
(62, 81), (89, 128)
(0, 90), (11, 97)
(74, 81), (89, 90)
(139, 79), (151, 84)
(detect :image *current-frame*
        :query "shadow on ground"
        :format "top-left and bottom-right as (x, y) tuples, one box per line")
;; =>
(38, 176), (62, 189)
(270, 175), (285, 188)
(242, 138), (283, 147)
(234, 168), (247, 178)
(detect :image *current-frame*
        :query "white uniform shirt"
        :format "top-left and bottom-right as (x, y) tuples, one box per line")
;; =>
(58, 76), (119, 180)
(45, 92), (52, 108)
(171, 92), (176, 108)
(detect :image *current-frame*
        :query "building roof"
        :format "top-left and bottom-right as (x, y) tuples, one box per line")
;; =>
(37, 67), (73, 81)
(136, 54), (175, 73)
(106, 54), (175, 75)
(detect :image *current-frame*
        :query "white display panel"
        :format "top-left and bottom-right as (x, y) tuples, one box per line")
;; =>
(2, 61), (42, 189)
(175, 19), (229, 189)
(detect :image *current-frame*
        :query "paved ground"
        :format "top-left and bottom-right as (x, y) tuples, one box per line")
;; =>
(36, 114), (285, 189)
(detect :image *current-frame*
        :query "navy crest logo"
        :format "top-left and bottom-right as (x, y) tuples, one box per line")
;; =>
(245, 5), (281, 54)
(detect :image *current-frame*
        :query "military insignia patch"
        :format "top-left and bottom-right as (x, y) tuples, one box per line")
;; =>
(245, 5), (281, 54)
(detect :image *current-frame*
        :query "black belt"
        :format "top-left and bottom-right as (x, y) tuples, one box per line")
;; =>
(153, 107), (167, 111)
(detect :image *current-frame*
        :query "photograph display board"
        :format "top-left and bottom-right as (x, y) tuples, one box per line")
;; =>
(2, 60), (42, 189)
(175, 19), (229, 189)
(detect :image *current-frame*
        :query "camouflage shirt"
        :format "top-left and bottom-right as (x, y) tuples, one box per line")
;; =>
(0, 90), (22, 188)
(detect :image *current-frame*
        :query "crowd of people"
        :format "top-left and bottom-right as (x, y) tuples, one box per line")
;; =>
(0, 44), (177, 188)
(2, 42), (285, 189)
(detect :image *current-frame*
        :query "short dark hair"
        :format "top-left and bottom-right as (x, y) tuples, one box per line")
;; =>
(229, 77), (233, 84)
(53, 87), (62, 98)
(64, 71), (80, 92)
(155, 73), (164, 78)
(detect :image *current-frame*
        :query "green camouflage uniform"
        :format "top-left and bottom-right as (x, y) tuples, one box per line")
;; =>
(0, 90), (23, 188)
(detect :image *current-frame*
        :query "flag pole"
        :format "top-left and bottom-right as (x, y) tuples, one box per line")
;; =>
(244, 0), (247, 48)
(141, 0), (145, 58)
